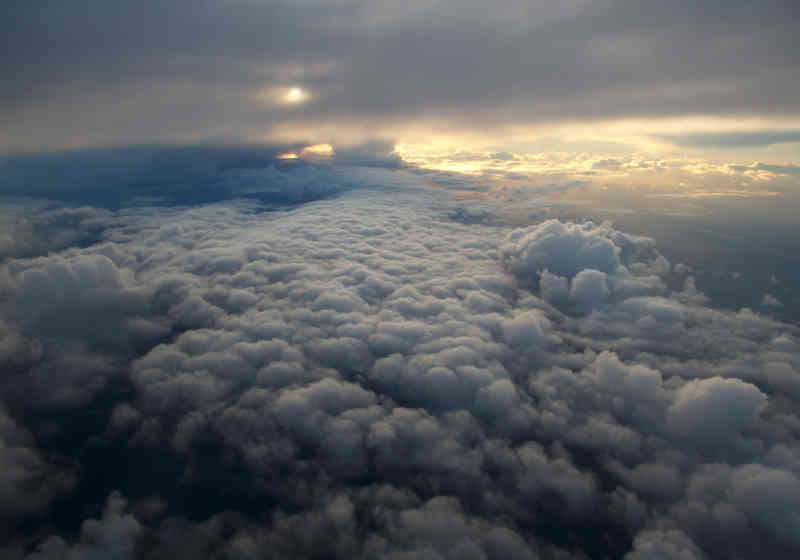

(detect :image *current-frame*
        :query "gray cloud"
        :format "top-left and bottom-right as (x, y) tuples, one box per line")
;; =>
(2, 1), (799, 150)
(728, 163), (800, 176)
(659, 130), (800, 148)
(0, 407), (74, 528)
(625, 529), (706, 560)
(1, 161), (800, 558)
(26, 492), (142, 560)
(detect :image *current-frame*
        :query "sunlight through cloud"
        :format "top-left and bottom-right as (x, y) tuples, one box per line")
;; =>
(257, 85), (313, 107)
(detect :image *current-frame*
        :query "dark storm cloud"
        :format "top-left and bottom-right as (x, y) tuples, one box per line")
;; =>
(2, 0), (799, 150)
(2, 161), (800, 558)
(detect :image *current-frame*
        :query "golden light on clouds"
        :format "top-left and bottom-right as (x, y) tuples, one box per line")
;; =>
(264, 113), (800, 165)
(277, 144), (334, 161)
(389, 115), (800, 190)
(396, 140), (787, 187)
(300, 143), (334, 157)
(259, 114), (798, 200)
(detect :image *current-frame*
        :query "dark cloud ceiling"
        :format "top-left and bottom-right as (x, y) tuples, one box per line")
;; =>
(1, 0), (799, 150)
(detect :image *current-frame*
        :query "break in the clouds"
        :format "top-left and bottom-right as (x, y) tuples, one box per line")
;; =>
(2, 0), (800, 151)
(1, 155), (799, 558)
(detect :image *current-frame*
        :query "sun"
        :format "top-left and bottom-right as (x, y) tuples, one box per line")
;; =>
(254, 85), (313, 107)
(286, 87), (303, 102)
(284, 86), (310, 105)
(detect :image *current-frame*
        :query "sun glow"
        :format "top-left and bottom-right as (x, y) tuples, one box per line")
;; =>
(280, 86), (311, 106)
(256, 85), (313, 107)
(285, 87), (306, 103)
(259, 115), (800, 198)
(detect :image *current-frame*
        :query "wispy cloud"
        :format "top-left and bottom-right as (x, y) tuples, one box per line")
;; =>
(658, 130), (800, 148)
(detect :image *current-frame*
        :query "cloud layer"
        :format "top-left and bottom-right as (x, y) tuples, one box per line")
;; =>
(1, 162), (799, 558)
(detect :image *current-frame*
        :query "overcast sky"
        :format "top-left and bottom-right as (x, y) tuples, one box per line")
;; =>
(2, 0), (800, 156)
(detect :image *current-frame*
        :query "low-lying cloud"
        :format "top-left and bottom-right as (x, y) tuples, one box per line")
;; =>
(1, 159), (799, 559)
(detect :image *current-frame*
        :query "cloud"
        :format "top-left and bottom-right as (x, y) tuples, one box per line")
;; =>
(625, 529), (706, 560)
(332, 140), (405, 169)
(2, 1), (799, 151)
(0, 406), (74, 526)
(502, 220), (627, 280)
(1, 162), (800, 558)
(0, 145), (382, 207)
(666, 377), (766, 450)
(660, 130), (800, 148)
(26, 492), (142, 560)
(501, 219), (665, 313)
(763, 294), (784, 307)
(0, 203), (113, 261)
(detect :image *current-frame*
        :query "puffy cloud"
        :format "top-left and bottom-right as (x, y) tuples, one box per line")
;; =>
(26, 492), (142, 560)
(0, 203), (112, 261)
(2, 163), (800, 558)
(666, 377), (766, 450)
(672, 462), (800, 552)
(501, 220), (665, 314)
(569, 269), (611, 310)
(625, 529), (706, 560)
(0, 407), (73, 524)
(133, 490), (547, 560)
(728, 464), (800, 545)
(501, 310), (557, 349)
(374, 496), (539, 560)
(502, 220), (630, 281)
(8, 254), (147, 342)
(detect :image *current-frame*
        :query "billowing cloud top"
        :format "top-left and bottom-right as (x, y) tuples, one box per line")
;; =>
(1, 157), (799, 558)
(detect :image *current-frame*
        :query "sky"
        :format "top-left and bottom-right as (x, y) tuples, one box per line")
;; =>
(3, 0), (800, 202)
(2, 2), (800, 559)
